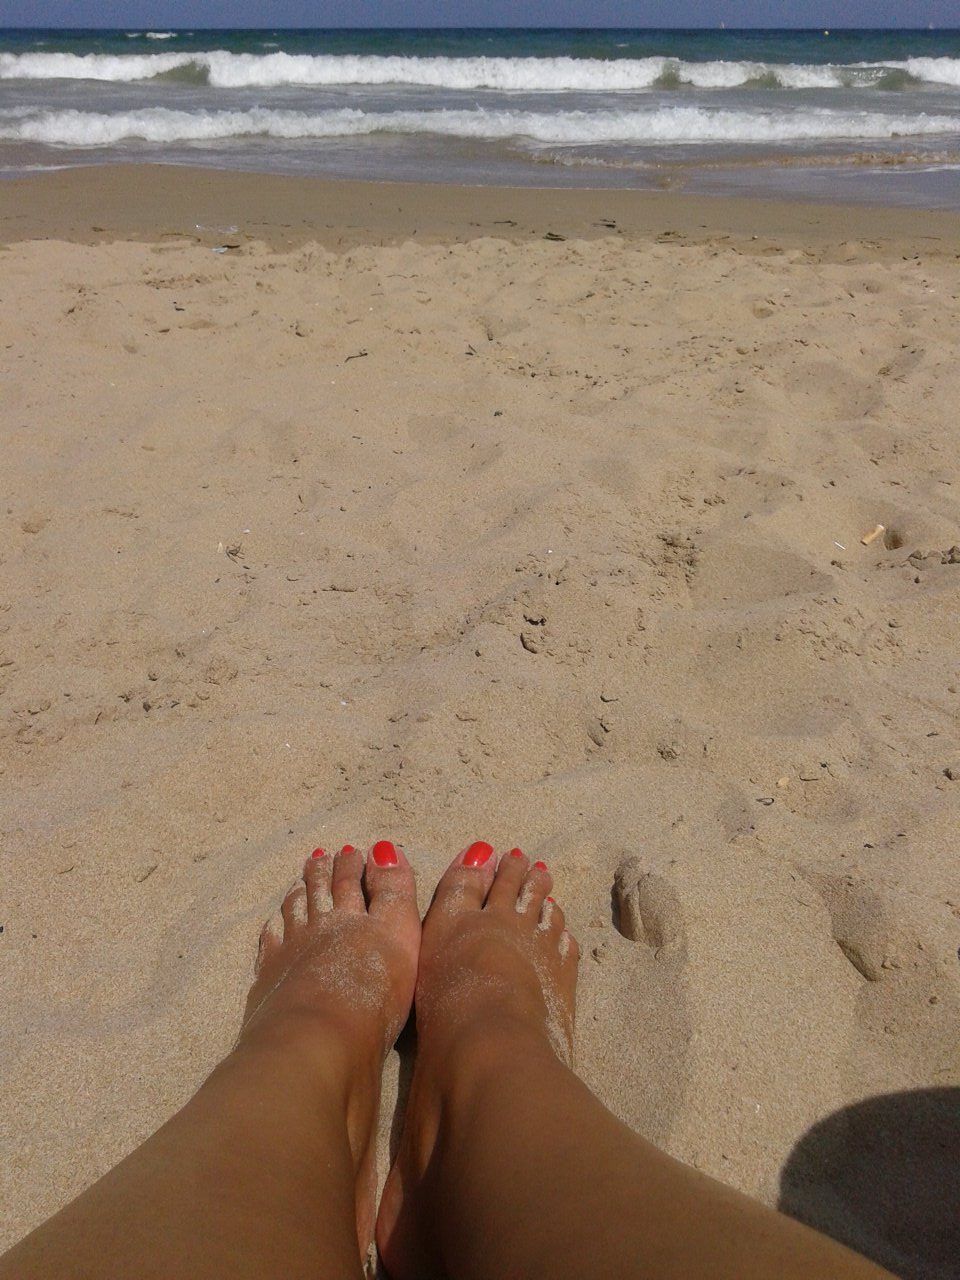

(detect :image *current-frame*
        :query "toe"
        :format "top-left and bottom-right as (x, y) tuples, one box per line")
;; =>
(484, 846), (529, 912)
(303, 847), (334, 922)
(280, 879), (309, 937)
(516, 859), (552, 923)
(364, 840), (420, 939)
(559, 927), (580, 964)
(537, 895), (565, 939)
(331, 844), (366, 913)
(430, 841), (497, 915)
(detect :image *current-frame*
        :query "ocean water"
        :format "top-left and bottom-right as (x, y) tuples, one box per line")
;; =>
(2, 27), (960, 206)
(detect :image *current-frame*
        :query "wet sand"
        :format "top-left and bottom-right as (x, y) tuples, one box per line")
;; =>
(5, 162), (960, 249)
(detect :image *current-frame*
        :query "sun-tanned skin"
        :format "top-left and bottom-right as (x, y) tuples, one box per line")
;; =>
(0, 840), (896, 1280)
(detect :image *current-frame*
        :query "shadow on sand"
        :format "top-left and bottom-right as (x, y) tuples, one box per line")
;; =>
(779, 1087), (960, 1280)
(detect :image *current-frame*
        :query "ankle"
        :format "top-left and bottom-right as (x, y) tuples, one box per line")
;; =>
(397, 1015), (573, 1242)
(242, 990), (385, 1065)
(419, 1010), (563, 1106)
(233, 1006), (380, 1115)
(219, 1022), (383, 1178)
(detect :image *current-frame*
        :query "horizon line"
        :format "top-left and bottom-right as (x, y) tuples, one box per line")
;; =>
(1, 24), (957, 33)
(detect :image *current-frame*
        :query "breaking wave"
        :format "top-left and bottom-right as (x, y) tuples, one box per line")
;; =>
(5, 104), (959, 146)
(3, 50), (960, 91)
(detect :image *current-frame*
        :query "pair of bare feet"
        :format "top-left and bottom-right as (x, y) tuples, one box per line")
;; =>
(240, 839), (579, 1274)
(1, 835), (896, 1280)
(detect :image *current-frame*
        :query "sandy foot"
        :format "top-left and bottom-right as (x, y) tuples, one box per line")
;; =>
(241, 841), (420, 1256)
(377, 842), (579, 1278)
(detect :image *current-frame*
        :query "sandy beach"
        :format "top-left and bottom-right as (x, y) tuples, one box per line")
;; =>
(1, 166), (958, 1277)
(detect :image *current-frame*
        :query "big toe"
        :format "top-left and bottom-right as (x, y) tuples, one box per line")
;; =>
(428, 841), (498, 918)
(364, 840), (421, 961)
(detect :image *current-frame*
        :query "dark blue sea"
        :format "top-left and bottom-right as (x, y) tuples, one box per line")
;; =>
(2, 28), (960, 205)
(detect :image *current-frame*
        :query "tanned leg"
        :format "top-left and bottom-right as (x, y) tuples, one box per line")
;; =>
(378, 842), (896, 1280)
(1, 841), (420, 1280)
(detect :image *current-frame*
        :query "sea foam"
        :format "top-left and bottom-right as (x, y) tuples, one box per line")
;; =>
(5, 104), (958, 147)
(3, 50), (960, 91)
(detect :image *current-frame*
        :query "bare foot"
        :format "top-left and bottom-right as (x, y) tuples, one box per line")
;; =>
(239, 841), (420, 1257)
(377, 842), (579, 1278)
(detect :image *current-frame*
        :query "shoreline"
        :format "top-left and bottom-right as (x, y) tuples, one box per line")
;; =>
(3, 163), (960, 252)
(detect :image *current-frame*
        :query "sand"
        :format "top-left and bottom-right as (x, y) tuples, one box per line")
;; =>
(1, 167), (958, 1279)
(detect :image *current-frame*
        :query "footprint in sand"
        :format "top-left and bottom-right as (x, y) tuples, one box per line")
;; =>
(805, 871), (958, 1080)
(809, 871), (916, 985)
(580, 857), (689, 1147)
(613, 855), (686, 955)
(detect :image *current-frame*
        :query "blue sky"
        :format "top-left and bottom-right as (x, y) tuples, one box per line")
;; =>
(0, 1), (954, 27)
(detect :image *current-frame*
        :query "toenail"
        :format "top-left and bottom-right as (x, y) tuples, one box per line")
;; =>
(509, 848), (524, 858)
(311, 847), (326, 859)
(463, 840), (494, 867)
(534, 860), (548, 871)
(547, 895), (555, 903)
(340, 844), (356, 855)
(372, 839), (399, 867)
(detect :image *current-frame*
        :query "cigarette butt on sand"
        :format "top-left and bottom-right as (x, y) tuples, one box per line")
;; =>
(860, 524), (885, 546)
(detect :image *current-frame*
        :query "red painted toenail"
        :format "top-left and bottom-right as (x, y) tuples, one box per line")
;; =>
(463, 840), (494, 867)
(311, 848), (326, 859)
(372, 840), (399, 867)
(340, 845), (356, 855)
(509, 848), (524, 858)
(547, 896), (555, 903)
(534, 860), (548, 871)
